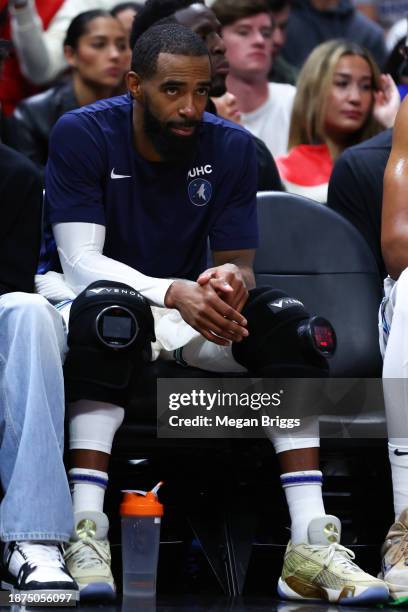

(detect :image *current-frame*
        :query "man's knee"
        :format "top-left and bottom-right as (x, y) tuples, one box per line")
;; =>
(1, 292), (47, 315)
(64, 281), (155, 404)
(0, 292), (61, 335)
(232, 287), (335, 376)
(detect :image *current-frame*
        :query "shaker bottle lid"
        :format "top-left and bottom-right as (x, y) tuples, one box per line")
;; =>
(120, 482), (164, 517)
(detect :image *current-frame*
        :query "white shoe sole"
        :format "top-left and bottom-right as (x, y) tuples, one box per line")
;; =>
(277, 577), (389, 605)
(78, 581), (116, 601)
(384, 580), (408, 601)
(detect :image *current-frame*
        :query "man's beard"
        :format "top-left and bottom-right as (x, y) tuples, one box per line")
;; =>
(143, 102), (200, 162)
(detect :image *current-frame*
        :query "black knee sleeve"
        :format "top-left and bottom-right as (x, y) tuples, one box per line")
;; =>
(232, 287), (336, 376)
(64, 281), (155, 403)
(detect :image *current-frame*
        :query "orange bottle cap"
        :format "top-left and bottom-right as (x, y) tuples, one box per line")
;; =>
(120, 491), (164, 517)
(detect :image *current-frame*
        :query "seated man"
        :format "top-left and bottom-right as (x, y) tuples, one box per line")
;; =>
(212, 0), (296, 158)
(378, 97), (408, 604)
(267, 0), (298, 86)
(328, 105), (408, 605)
(281, 0), (386, 69)
(130, 0), (283, 191)
(41, 23), (388, 604)
(0, 138), (77, 595)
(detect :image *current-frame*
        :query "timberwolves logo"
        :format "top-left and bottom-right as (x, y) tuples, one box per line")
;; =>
(188, 178), (212, 206)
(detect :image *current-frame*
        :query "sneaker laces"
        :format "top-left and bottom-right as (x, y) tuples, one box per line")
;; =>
(65, 538), (110, 570)
(14, 542), (64, 569)
(386, 526), (408, 563)
(304, 542), (361, 572)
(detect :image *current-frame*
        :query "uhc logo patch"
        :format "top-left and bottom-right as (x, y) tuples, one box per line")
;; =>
(188, 179), (212, 206)
(267, 297), (304, 313)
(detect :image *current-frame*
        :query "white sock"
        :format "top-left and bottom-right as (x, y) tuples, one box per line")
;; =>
(69, 468), (108, 515)
(388, 441), (408, 520)
(281, 470), (326, 544)
(69, 400), (125, 454)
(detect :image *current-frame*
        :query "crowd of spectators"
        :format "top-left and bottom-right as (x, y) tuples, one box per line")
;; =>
(0, 0), (404, 197)
(3, 0), (408, 606)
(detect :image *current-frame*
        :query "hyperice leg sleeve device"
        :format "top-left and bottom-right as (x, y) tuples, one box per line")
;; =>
(64, 281), (155, 403)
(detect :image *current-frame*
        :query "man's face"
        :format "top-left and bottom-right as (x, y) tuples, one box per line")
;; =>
(135, 52), (211, 161)
(222, 12), (273, 80)
(175, 3), (229, 96)
(271, 5), (290, 59)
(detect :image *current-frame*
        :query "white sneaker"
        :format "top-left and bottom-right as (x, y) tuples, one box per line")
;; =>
(278, 515), (389, 605)
(380, 508), (408, 604)
(1, 541), (78, 597)
(64, 511), (115, 601)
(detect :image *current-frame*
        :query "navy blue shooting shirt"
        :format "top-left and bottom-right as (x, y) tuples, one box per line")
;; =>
(45, 94), (258, 281)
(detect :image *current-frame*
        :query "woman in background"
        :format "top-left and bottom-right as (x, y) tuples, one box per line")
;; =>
(7, 9), (129, 171)
(277, 39), (399, 202)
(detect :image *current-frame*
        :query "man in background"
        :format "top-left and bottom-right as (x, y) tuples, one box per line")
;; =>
(281, 0), (386, 69)
(212, 0), (296, 157)
(267, 0), (298, 85)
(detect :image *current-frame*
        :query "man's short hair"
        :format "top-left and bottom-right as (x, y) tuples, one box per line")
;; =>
(212, 0), (271, 27)
(131, 22), (209, 78)
(130, 0), (203, 48)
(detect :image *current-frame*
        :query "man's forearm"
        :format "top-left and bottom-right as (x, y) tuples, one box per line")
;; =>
(53, 222), (174, 306)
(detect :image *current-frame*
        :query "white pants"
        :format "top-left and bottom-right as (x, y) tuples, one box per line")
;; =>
(381, 270), (408, 439)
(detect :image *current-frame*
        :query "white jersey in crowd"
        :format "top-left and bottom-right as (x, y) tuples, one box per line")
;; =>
(10, 0), (120, 85)
(240, 83), (296, 159)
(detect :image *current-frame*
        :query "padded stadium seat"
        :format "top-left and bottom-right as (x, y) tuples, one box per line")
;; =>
(254, 191), (383, 377)
(254, 191), (386, 440)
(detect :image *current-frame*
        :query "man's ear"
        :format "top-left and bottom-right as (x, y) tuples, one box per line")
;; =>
(127, 71), (143, 101)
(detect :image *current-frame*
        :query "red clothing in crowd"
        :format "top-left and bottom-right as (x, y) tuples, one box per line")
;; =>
(0, 0), (64, 115)
(277, 144), (333, 203)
